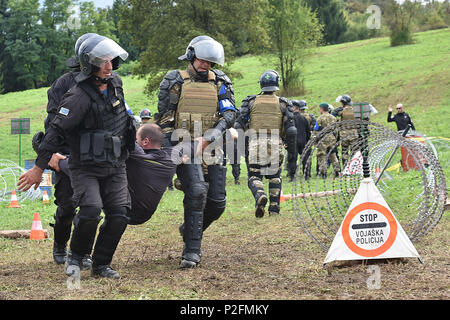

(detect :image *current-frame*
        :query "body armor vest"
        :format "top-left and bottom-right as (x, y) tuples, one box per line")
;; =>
(302, 113), (311, 125)
(249, 94), (283, 134)
(78, 81), (130, 165)
(341, 106), (354, 121)
(175, 70), (218, 139)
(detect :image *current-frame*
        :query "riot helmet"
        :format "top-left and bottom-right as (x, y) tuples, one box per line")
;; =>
(66, 33), (99, 69)
(336, 94), (352, 106)
(259, 70), (280, 92)
(178, 35), (225, 67)
(292, 100), (307, 109)
(75, 35), (128, 83)
(140, 109), (152, 120)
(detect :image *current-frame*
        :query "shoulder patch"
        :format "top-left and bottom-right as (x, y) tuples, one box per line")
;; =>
(59, 107), (70, 116)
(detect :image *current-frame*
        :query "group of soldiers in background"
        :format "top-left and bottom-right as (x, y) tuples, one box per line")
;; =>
(18, 32), (381, 280)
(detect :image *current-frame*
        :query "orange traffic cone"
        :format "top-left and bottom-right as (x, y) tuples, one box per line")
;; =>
(30, 212), (46, 240)
(8, 190), (21, 208)
(280, 191), (291, 203)
(42, 190), (50, 205)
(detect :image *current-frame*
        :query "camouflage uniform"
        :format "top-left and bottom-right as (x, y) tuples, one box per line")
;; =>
(333, 105), (358, 167)
(316, 112), (341, 177)
(235, 93), (296, 216)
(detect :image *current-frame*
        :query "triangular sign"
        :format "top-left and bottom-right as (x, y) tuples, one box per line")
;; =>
(324, 178), (421, 265)
(342, 151), (363, 176)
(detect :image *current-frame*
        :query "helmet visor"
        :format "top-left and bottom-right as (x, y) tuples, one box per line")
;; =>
(192, 39), (225, 66)
(84, 38), (128, 68)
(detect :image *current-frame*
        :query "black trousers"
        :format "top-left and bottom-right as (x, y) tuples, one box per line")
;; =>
(176, 162), (227, 259)
(52, 170), (76, 246)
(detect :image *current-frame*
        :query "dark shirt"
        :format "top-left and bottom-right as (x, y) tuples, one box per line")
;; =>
(36, 73), (129, 170)
(125, 144), (177, 225)
(44, 71), (79, 154)
(387, 111), (415, 131)
(293, 112), (311, 146)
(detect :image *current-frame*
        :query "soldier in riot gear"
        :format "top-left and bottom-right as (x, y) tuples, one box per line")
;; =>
(18, 35), (134, 280)
(332, 94), (358, 167)
(234, 70), (297, 217)
(156, 35), (237, 268)
(32, 33), (98, 268)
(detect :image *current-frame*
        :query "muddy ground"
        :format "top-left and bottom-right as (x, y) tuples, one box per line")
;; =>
(0, 207), (448, 300)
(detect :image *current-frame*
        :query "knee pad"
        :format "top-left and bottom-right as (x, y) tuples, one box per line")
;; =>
(70, 207), (102, 256)
(269, 177), (282, 185)
(101, 208), (129, 236)
(54, 207), (76, 227)
(185, 182), (208, 210)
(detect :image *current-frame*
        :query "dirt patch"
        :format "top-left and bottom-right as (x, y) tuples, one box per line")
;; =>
(0, 211), (448, 300)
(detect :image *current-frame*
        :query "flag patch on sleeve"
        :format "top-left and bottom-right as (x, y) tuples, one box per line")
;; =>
(59, 107), (70, 116)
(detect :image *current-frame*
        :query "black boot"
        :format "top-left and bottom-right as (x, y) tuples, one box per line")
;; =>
(53, 242), (67, 265)
(180, 250), (201, 269)
(81, 255), (93, 271)
(91, 264), (120, 279)
(65, 250), (82, 277)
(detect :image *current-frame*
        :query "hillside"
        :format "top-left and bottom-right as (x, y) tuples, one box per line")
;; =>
(0, 28), (449, 164)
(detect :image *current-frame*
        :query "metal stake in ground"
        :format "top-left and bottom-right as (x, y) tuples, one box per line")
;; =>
(352, 103), (372, 178)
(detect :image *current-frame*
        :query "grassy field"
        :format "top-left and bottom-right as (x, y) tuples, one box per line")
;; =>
(0, 28), (448, 300)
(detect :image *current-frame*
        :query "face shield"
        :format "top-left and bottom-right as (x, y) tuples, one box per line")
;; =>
(80, 37), (128, 68)
(193, 39), (225, 66)
(179, 36), (225, 66)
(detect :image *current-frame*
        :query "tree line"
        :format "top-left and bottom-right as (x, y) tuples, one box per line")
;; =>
(0, 0), (448, 94)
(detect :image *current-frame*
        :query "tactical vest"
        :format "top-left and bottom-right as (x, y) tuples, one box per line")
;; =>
(302, 113), (311, 125)
(175, 70), (218, 139)
(249, 94), (283, 134)
(78, 80), (131, 165)
(341, 106), (354, 121)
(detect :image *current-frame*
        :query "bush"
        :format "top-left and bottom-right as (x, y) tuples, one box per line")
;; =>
(116, 60), (139, 76)
(390, 27), (414, 46)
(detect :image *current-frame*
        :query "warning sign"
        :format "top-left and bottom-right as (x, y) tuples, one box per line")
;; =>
(324, 178), (421, 264)
(343, 151), (363, 176)
(342, 202), (397, 257)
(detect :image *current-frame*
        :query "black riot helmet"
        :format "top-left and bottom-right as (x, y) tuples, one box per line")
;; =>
(259, 70), (280, 92)
(75, 34), (128, 83)
(336, 94), (352, 106)
(291, 100), (307, 109)
(66, 33), (99, 69)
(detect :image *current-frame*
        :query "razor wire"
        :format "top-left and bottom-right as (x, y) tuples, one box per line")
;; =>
(0, 159), (43, 202)
(291, 120), (447, 251)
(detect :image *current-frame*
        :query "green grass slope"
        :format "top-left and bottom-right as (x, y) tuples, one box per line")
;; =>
(0, 28), (448, 165)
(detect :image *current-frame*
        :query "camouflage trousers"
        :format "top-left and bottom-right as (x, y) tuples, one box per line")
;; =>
(247, 163), (282, 214)
(340, 129), (359, 167)
(316, 139), (341, 176)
